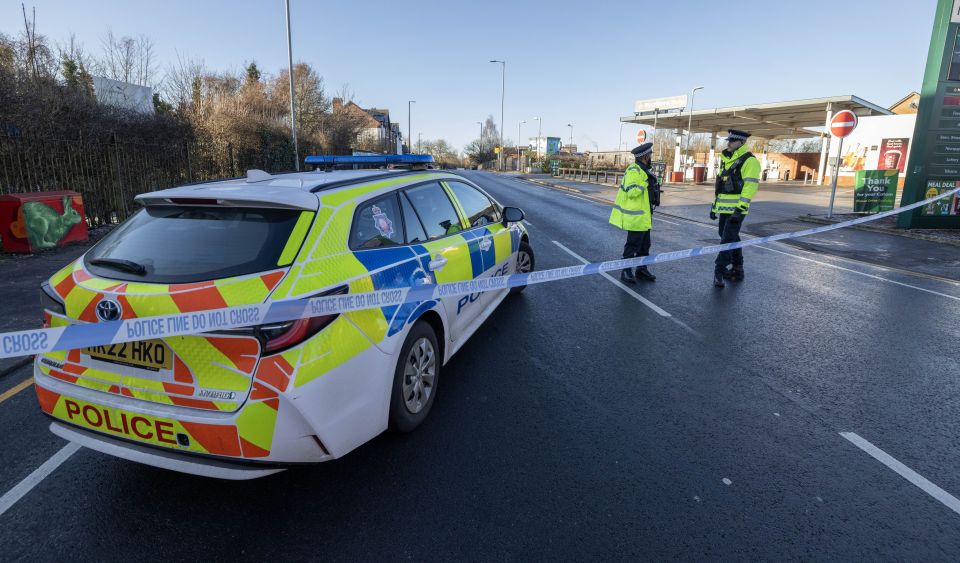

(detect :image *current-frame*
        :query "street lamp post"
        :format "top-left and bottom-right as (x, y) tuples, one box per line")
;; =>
(619, 121), (624, 151)
(683, 86), (704, 181)
(490, 60), (505, 171)
(517, 120), (526, 171)
(533, 116), (541, 167)
(567, 124), (573, 152)
(284, 0), (299, 171)
(407, 100), (415, 154)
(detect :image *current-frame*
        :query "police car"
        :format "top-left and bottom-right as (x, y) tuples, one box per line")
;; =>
(34, 156), (533, 479)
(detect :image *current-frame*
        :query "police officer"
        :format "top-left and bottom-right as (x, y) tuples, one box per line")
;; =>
(710, 129), (760, 287)
(610, 142), (660, 283)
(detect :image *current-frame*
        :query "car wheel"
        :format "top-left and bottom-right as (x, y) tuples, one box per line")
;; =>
(510, 241), (535, 294)
(388, 320), (440, 432)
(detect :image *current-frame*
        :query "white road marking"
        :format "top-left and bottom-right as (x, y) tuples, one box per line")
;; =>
(722, 478), (733, 486)
(0, 442), (80, 518)
(840, 432), (960, 517)
(551, 240), (672, 318)
(648, 213), (960, 299)
(654, 216), (681, 226)
(757, 245), (960, 302)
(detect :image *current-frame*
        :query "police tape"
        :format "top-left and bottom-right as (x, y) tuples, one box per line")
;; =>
(2, 187), (958, 360)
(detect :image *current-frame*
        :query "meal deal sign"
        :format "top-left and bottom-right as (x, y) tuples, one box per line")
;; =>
(854, 170), (898, 213)
(922, 179), (960, 215)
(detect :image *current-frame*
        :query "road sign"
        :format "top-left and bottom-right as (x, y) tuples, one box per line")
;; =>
(830, 110), (858, 138)
(827, 110), (859, 217)
(636, 130), (646, 144)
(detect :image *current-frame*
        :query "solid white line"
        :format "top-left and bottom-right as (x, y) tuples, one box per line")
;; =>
(653, 215), (960, 298)
(840, 432), (960, 517)
(551, 240), (672, 318)
(0, 442), (80, 518)
(756, 245), (960, 302)
(654, 216), (681, 226)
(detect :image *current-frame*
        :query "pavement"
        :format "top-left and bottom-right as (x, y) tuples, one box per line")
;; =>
(523, 172), (960, 282)
(1, 172), (960, 560)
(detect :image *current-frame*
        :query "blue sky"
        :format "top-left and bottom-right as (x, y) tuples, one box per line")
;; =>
(1, 0), (937, 153)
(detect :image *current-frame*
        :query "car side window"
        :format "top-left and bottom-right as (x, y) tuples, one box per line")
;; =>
(446, 181), (501, 228)
(400, 192), (428, 244)
(349, 193), (404, 250)
(404, 182), (463, 240)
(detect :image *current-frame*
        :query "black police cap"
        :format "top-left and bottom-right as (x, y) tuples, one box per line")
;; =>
(631, 142), (653, 157)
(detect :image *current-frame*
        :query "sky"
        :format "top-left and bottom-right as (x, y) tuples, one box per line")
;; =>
(0, 0), (939, 153)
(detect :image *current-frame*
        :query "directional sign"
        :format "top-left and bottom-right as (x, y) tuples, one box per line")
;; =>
(830, 110), (858, 138)
(636, 129), (646, 144)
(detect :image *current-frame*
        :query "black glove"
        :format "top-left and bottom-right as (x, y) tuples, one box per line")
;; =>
(709, 211), (717, 220)
(729, 209), (744, 224)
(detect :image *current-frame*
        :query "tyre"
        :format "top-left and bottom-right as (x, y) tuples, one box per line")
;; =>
(388, 320), (440, 432)
(510, 240), (535, 294)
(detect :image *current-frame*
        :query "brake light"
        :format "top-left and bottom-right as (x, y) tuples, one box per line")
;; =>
(259, 286), (348, 353)
(41, 282), (65, 328)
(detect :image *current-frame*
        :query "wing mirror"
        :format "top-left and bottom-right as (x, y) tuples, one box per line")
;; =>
(502, 206), (524, 226)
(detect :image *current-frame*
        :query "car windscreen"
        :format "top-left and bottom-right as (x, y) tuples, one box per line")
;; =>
(84, 206), (307, 283)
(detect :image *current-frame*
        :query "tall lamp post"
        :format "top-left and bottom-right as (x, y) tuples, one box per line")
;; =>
(683, 86), (704, 180)
(476, 121), (483, 160)
(407, 100), (415, 154)
(284, 0), (299, 170)
(533, 116), (542, 167)
(516, 120), (526, 171)
(567, 123), (573, 152)
(490, 60), (506, 171)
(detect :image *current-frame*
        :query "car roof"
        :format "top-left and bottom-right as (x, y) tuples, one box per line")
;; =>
(135, 169), (463, 210)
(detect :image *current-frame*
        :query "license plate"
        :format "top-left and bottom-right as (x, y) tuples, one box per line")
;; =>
(82, 340), (172, 371)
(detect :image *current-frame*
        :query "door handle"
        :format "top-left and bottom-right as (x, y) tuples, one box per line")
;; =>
(428, 256), (447, 271)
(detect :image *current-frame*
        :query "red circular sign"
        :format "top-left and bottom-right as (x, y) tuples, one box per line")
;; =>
(636, 129), (646, 144)
(830, 110), (858, 138)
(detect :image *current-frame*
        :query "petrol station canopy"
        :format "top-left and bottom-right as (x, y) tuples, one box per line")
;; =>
(620, 95), (892, 139)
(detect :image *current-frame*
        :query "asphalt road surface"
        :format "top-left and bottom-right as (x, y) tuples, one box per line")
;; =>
(1, 171), (960, 561)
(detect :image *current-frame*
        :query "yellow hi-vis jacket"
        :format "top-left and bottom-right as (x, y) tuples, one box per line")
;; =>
(712, 145), (761, 215)
(609, 163), (652, 231)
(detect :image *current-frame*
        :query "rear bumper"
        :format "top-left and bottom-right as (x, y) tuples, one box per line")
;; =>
(49, 422), (285, 480)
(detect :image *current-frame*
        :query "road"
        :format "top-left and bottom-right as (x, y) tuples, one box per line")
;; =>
(1, 171), (960, 560)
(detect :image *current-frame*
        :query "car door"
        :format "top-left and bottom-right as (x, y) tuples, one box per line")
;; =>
(443, 180), (513, 310)
(401, 181), (478, 341)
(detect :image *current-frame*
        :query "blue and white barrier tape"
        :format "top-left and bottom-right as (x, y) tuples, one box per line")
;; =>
(2, 187), (958, 360)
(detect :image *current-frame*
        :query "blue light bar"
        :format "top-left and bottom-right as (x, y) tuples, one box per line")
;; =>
(304, 154), (434, 165)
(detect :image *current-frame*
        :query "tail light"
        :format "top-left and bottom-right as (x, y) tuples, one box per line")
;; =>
(41, 282), (66, 327)
(258, 285), (348, 354)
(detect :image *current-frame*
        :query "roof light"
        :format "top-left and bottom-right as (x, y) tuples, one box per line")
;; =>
(304, 154), (434, 166)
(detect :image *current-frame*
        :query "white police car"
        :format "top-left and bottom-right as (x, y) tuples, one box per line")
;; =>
(35, 156), (534, 478)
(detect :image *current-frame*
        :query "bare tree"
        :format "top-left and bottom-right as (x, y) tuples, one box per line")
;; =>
(97, 31), (155, 86)
(162, 52), (205, 112)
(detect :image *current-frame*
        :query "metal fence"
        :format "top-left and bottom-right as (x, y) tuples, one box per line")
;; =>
(0, 134), (301, 225)
(554, 168), (625, 187)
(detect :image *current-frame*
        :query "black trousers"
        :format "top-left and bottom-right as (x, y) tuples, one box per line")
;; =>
(715, 214), (743, 272)
(623, 230), (651, 260)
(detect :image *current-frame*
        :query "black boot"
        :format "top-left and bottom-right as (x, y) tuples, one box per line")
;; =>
(635, 266), (656, 282)
(723, 265), (744, 281)
(713, 271), (725, 288)
(620, 268), (637, 284)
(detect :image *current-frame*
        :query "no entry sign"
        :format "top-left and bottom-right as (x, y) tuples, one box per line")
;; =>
(831, 110), (858, 138)
(636, 129), (646, 144)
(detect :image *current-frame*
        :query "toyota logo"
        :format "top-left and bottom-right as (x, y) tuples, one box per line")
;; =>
(95, 298), (122, 322)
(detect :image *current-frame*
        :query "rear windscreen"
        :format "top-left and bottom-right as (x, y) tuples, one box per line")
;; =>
(85, 206), (308, 283)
